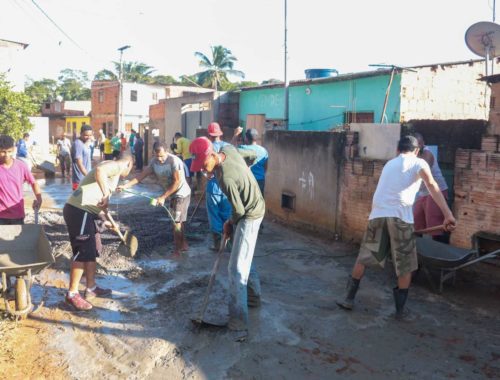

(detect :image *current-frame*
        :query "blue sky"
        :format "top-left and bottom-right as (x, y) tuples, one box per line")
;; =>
(0, 0), (497, 86)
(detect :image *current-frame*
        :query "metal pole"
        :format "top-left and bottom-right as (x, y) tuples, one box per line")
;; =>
(119, 49), (123, 133)
(284, 0), (289, 129)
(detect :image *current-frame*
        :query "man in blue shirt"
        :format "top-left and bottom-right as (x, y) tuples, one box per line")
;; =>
(232, 127), (268, 196)
(16, 133), (29, 159)
(205, 122), (232, 250)
(71, 125), (93, 190)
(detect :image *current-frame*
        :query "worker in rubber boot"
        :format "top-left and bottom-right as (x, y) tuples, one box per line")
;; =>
(336, 136), (456, 320)
(189, 137), (265, 338)
(63, 155), (134, 311)
(205, 122), (232, 251)
(118, 142), (191, 257)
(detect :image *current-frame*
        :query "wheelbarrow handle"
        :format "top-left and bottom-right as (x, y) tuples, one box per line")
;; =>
(414, 224), (445, 235)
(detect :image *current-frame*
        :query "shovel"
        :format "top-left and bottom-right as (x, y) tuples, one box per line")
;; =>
(105, 211), (138, 258)
(191, 234), (229, 328)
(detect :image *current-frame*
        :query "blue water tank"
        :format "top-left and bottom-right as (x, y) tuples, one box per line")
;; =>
(305, 68), (339, 79)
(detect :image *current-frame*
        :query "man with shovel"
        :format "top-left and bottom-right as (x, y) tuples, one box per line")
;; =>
(336, 136), (456, 320)
(189, 137), (265, 339)
(118, 142), (191, 257)
(63, 155), (133, 311)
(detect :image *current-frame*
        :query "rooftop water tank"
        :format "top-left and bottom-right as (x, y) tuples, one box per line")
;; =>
(305, 68), (339, 79)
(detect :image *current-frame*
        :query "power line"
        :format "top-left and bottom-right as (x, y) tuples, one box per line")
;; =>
(30, 0), (85, 52)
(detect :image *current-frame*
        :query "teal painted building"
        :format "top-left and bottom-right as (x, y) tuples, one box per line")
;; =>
(239, 69), (401, 131)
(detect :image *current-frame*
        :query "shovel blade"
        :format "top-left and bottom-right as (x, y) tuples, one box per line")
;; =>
(117, 231), (138, 257)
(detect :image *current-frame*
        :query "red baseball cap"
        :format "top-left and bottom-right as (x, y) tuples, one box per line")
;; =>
(189, 137), (213, 172)
(207, 122), (223, 137)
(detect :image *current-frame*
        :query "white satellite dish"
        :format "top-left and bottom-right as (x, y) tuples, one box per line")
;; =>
(465, 21), (500, 75)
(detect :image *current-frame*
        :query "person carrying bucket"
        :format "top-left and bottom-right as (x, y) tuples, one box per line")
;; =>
(118, 142), (191, 257)
(63, 155), (134, 311)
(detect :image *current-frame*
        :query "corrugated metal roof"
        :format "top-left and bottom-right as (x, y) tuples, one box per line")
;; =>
(240, 59), (487, 92)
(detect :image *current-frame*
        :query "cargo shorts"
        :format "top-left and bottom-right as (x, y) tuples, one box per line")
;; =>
(356, 217), (418, 277)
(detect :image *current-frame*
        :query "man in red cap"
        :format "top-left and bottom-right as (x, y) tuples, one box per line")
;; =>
(205, 122), (232, 250)
(189, 136), (265, 339)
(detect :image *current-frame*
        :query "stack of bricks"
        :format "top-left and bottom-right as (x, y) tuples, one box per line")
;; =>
(451, 135), (500, 248)
(340, 158), (385, 242)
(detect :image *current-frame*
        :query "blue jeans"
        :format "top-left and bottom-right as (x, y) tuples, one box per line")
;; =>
(228, 216), (263, 330)
(206, 191), (232, 234)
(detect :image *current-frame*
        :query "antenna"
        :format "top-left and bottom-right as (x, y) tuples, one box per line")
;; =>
(465, 21), (500, 75)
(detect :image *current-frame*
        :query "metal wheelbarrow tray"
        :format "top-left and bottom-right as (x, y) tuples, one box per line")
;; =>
(416, 237), (500, 293)
(0, 224), (54, 319)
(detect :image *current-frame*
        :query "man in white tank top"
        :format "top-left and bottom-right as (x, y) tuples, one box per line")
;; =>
(413, 133), (449, 243)
(336, 136), (456, 320)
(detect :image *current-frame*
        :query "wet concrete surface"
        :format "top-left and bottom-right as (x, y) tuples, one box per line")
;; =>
(2, 185), (500, 379)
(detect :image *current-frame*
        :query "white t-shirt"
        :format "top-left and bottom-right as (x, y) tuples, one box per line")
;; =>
(149, 154), (191, 198)
(369, 154), (430, 224)
(57, 138), (71, 156)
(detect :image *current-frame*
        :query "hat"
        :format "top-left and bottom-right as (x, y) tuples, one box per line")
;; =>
(207, 122), (223, 137)
(189, 137), (213, 172)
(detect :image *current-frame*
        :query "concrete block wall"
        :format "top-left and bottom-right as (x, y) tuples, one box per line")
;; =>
(451, 140), (500, 248)
(400, 61), (498, 122)
(264, 130), (344, 235)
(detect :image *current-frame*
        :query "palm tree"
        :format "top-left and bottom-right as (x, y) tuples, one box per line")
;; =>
(194, 46), (244, 91)
(94, 61), (156, 84)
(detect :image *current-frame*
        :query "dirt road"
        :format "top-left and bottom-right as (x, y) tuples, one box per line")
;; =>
(1, 197), (499, 379)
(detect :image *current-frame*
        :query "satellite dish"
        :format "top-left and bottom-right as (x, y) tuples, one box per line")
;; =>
(465, 21), (500, 57)
(465, 21), (500, 75)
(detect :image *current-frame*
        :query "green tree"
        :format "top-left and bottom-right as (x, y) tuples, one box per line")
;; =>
(94, 69), (117, 81)
(0, 74), (37, 139)
(24, 78), (58, 111)
(194, 45), (244, 90)
(57, 68), (91, 100)
(151, 75), (179, 85)
(94, 61), (156, 84)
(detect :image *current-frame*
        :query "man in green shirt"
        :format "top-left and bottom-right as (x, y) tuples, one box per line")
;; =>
(63, 155), (133, 311)
(190, 137), (265, 338)
(111, 131), (121, 159)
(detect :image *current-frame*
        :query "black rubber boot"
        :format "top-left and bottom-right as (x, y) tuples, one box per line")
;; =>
(393, 287), (410, 320)
(210, 233), (221, 251)
(336, 277), (360, 310)
(247, 286), (261, 308)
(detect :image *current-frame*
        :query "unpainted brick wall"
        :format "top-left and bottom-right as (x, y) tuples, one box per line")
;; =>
(339, 132), (386, 241)
(451, 139), (500, 248)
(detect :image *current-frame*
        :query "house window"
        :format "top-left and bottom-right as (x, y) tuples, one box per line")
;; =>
(45, 103), (51, 110)
(344, 111), (374, 123)
(130, 90), (138, 102)
(98, 90), (104, 103)
(152, 92), (158, 101)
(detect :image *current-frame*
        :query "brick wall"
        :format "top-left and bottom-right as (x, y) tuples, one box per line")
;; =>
(451, 139), (500, 248)
(91, 81), (119, 134)
(149, 100), (166, 121)
(339, 156), (385, 242)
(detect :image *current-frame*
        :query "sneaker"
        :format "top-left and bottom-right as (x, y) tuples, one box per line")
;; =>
(65, 293), (93, 311)
(84, 286), (112, 300)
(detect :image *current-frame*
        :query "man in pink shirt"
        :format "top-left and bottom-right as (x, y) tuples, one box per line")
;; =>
(0, 135), (42, 224)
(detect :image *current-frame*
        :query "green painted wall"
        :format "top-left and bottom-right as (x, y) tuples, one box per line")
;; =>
(239, 74), (401, 131)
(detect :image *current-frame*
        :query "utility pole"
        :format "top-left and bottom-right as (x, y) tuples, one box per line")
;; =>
(117, 45), (131, 133)
(284, 0), (289, 129)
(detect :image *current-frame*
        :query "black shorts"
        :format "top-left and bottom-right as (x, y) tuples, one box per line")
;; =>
(63, 204), (104, 262)
(112, 150), (120, 159)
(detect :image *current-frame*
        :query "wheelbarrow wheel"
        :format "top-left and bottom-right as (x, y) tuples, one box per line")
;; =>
(15, 278), (28, 317)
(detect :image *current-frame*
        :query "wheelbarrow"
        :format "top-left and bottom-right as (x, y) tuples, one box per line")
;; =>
(416, 237), (500, 293)
(0, 213), (54, 319)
